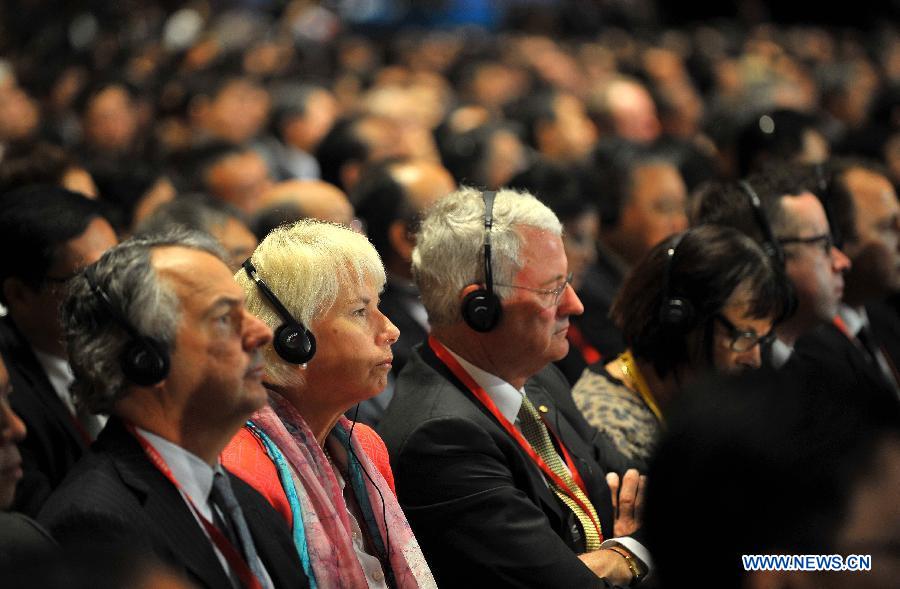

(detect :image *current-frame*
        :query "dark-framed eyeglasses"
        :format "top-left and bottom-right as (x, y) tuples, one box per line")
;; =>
(777, 233), (834, 257)
(495, 272), (574, 308)
(714, 314), (775, 352)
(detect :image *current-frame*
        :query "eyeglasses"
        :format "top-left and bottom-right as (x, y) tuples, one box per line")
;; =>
(714, 314), (775, 352)
(495, 272), (574, 308)
(777, 233), (834, 256)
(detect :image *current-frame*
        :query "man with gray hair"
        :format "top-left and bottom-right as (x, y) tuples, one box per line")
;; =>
(378, 188), (650, 588)
(37, 231), (309, 589)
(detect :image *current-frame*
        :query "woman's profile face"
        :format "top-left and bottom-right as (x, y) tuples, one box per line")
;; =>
(709, 287), (774, 374)
(302, 275), (399, 409)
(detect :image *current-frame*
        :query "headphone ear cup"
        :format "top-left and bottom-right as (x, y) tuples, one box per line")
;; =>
(659, 296), (695, 330)
(462, 288), (502, 332)
(120, 337), (170, 387)
(273, 323), (317, 364)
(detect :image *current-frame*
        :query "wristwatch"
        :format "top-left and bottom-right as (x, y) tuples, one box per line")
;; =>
(601, 542), (648, 586)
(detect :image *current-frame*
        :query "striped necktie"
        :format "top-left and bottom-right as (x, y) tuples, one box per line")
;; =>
(210, 472), (269, 588)
(517, 395), (602, 550)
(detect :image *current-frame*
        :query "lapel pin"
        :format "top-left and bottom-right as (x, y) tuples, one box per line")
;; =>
(538, 405), (549, 414)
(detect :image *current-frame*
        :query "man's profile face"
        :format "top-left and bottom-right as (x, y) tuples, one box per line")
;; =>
(845, 168), (900, 293)
(152, 247), (273, 428)
(614, 162), (688, 265)
(206, 152), (273, 215)
(497, 227), (584, 374)
(780, 193), (851, 324)
(21, 216), (118, 356)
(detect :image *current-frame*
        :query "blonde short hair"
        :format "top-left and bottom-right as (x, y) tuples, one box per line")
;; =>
(412, 186), (561, 327)
(235, 219), (386, 387)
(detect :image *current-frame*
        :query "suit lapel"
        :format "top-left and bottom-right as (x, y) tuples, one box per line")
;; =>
(102, 420), (235, 589)
(1, 319), (88, 450)
(418, 345), (577, 537)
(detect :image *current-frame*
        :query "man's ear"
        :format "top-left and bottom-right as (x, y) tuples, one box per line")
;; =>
(388, 220), (415, 262)
(2, 276), (34, 310)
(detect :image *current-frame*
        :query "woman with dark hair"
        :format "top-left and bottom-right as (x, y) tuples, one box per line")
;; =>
(571, 224), (787, 467)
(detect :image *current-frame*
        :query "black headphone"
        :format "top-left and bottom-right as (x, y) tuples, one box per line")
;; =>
(658, 231), (695, 329)
(461, 190), (503, 332)
(242, 259), (316, 364)
(738, 179), (798, 321)
(86, 269), (170, 387)
(738, 180), (786, 267)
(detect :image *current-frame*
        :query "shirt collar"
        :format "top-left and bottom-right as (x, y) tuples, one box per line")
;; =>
(135, 426), (220, 517)
(838, 304), (868, 337)
(443, 345), (525, 423)
(31, 348), (76, 413)
(770, 337), (794, 369)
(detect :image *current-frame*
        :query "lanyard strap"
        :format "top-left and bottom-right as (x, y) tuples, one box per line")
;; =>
(127, 424), (263, 589)
(567, 324), (602, 365)
(619, 350), (665, 426)
(245, 421), (316, 589)
(428, 336), (602, 540)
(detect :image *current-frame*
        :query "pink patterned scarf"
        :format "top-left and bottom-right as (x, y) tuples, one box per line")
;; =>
(250, 392), (435, 589)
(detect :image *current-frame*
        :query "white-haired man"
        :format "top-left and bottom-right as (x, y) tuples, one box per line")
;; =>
(379, 188), (650, 588)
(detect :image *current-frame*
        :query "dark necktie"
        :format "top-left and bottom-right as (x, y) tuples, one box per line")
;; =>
(209, 472), (268, 588)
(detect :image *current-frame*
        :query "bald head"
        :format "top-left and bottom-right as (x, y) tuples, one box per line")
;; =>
(389, 159), (456, 213)
(260, 180), (354, 227)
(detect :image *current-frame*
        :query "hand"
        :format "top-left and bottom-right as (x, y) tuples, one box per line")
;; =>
(606, 468), (645, 537)
(578, 547), (634, 587)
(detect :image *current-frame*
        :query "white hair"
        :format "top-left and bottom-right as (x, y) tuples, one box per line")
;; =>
(412, 186), (561, 327)
(236, 219), (386, 387)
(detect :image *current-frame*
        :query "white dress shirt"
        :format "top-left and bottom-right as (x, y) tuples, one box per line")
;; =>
(136, 428), (274, 589)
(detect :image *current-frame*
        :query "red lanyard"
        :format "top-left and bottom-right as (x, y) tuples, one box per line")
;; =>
(567, 324), (602, 365)
(126, 424), (263, 589)
(428, 336), (602, 540)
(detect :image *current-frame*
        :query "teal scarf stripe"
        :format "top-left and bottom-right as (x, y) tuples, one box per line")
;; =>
(245, 421), (317, 589)
(331, 426), (388, 558)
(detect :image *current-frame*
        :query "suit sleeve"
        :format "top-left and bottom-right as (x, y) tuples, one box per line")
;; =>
(392, 415), (611, 589)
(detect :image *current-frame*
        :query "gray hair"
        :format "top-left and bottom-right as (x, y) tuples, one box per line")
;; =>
(63, 229), (226, 414)
(412, 186), (562, 327)
(235, 219), (386, 387)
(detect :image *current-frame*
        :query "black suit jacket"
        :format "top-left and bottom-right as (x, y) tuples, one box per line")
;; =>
(378, 343), (637, 588)
(791, 322), (899, 410)
(0, 317), (87, 516)
(37, 418), (308, 589)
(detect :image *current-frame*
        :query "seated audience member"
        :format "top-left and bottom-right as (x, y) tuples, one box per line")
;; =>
(38, 231), (308, 589)
(0, 354), (56, 568)
(223, 220), (435, 588)
(437, 121), (530, 190)
(822, 159), (900, 395)
(578, 147), (689, 361)
(571, 225), (786, 468)
(509, 161), (601, 384)
(379, 187), (649, 588)
(692, 166), (896, 407)
(316, 114), (410, 192)
(505, 88), (598, 166)
(178, 142), (274, 215)
(351, 157), (456, 424)
(135, 193), (258, 272)
(735, 109), (830, 177)
(0, 186), (117, 516)
(0, 141), (98, 198)
(644, 367), (900, 588)
(252, 179), (355, 239)
(261, 83), (339, 181)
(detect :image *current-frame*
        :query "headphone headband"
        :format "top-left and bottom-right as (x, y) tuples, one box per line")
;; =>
(461, 190), (502, 332)
(738, 180), (785, 267)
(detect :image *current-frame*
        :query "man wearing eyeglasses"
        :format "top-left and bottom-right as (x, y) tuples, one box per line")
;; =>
(0, 186), (117, 516)
(693, 164), (851, 366)
(692, 164), (899, 407)
(379, 188), (650, 588)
